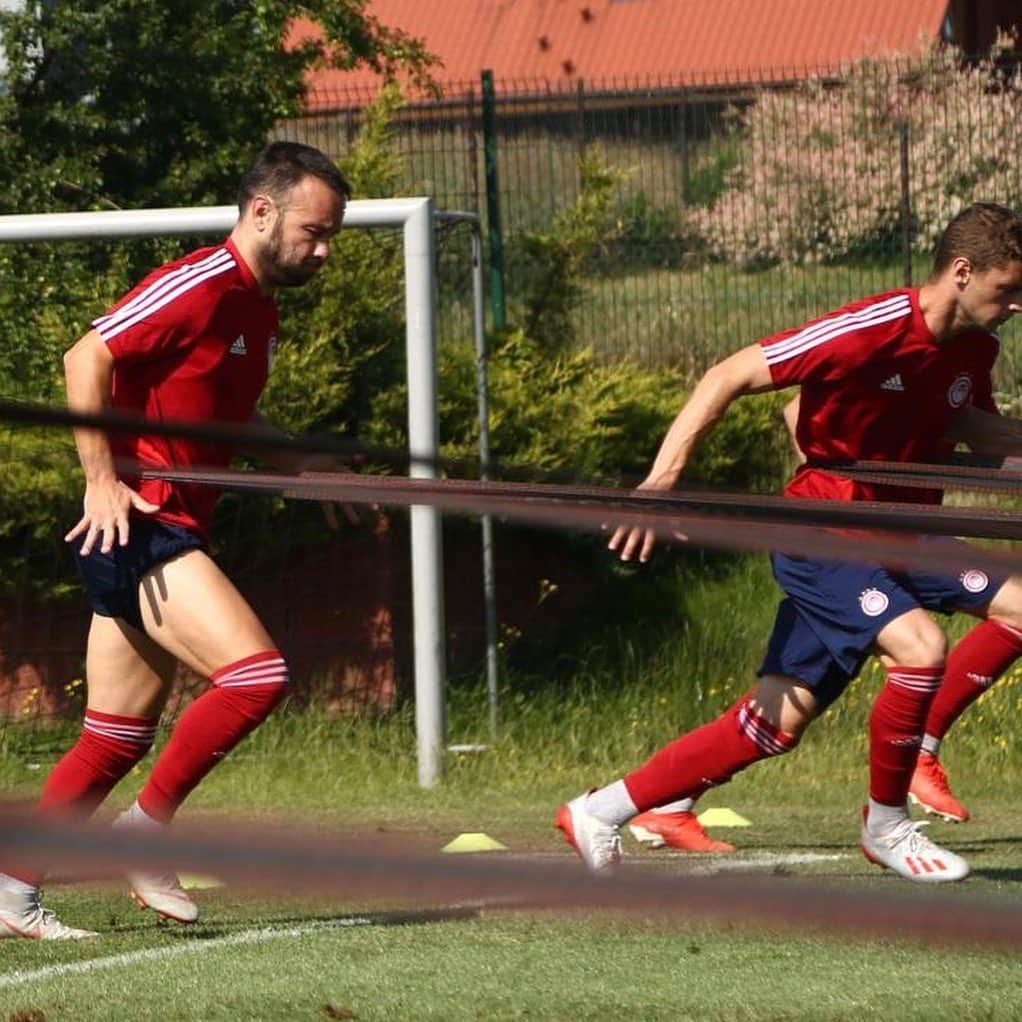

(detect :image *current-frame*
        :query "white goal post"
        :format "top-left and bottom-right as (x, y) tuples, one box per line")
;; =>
(0, 197), (485, 788)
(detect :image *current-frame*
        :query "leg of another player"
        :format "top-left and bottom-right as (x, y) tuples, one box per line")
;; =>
(0, 616), (174, 939)
(626, 795), (738, 854)
(911, 576), (1022, 822)
(557, 675), (812, 872)
(115, 549), (290, 922)
(862, 608), (968, 881)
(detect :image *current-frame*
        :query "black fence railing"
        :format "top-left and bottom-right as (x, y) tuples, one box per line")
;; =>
(283, 49), (1022, 395)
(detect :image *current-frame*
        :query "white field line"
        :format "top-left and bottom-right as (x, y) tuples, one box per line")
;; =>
(0, 905), (481, 991)
(687, 851), (851, 875)
(522, 850), (853, 870)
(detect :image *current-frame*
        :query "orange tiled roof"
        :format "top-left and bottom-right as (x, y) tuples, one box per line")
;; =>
(298, 0), (950, 108)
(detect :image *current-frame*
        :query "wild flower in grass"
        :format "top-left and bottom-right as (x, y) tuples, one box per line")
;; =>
(497, 622), (523, 652)
(20, 685), (41, 717)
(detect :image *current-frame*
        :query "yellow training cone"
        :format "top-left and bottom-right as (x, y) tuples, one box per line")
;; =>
(697, 808), (752, 828)
(442, 832), (508, 853)
(178, 873), (226, 890)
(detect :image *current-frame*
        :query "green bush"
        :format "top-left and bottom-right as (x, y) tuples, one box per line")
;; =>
(510, 148), (624, 354)
(0, 431), (82, 600)
(602, 191), (706, 272)
(262, 86), (407, 440)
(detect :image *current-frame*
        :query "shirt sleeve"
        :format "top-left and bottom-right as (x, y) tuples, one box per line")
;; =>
(92, 258), (227, 363)
(760, 292), (914, 388)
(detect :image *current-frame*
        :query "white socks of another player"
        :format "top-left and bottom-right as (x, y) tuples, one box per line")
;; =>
(585, 780), (639, 827)
(649, 798), (696, 815)
(0, 873), (37, 897)
(114, 799), (164, 831)
(865, 798), (910, 836)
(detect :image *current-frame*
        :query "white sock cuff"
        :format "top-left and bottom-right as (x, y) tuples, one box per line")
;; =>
(585, 780), (638, 827)
(651, 798), (695, 815)
(0, 873), (38, 896)
(117, 800), (165, 830)
(866, 797), (909, 835)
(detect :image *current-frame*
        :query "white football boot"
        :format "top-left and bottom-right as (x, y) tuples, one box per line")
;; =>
(0, 883), (97, 940)
(860, 807), (970, 883)
(127, 872), (200, 923)
(114, 806), (199, 924)
(555, 792), (622, 874)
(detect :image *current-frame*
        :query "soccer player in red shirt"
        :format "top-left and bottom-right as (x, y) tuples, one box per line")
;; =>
(0, 141), (350, 938)
(626, 391), (993, 851)
(557, 202), (1022, 882)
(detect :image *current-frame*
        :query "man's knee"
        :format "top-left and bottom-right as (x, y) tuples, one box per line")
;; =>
(877, 613), (947, 669)
(985, 576), (1022, 632)
(211, 651), (289, 724)
(747, 676), (817, 741)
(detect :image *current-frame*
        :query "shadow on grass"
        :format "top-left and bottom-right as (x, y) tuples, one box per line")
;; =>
(970, 867), (1022, 883)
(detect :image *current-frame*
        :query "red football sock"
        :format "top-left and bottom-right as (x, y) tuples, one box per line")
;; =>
(925, 620), (1022, 741)
(869, 665), (942, 806)
(5, 710), (156, 885)
(623, 695), (797, 810)
(138, 651), (288, 824)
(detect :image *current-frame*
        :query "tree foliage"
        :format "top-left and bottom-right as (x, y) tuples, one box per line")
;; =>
(0, 1), (434, 403)
(0, 4), (433, 597)
(515, 148), (624, 353)
(263, 85), (407, 438)
(0, 1), (434, 213)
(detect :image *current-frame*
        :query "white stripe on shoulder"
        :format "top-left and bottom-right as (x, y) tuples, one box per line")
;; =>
(93, 248), (233, 334)
(765, 302), (912, 365)
(94, 248), (233, 332)
(94, 248), (236, 339)
(763, 294), (910, 359)
(763, 294), (912, 366)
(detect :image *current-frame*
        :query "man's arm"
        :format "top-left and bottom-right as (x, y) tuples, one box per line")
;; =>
(945, 404), (1022, 459)
(609, 343), (774, 562)
(247, 410), (362, 527)
(63, 329), (157, 555)
(245, 410), (303, 473)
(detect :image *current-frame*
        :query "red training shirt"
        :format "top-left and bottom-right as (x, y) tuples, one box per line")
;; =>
(761, 288), (999, 505)
(92, 238), (278, 536)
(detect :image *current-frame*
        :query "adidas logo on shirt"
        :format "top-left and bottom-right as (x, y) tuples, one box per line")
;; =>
(230, 334), (247, 356)
(880, 373), (904, 391)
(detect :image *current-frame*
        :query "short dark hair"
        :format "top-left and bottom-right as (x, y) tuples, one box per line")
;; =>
(237, 141), (351, 213)
(933, 202), (1022, 273)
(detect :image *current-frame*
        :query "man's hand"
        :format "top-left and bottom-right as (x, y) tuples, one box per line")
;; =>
(606, 477), (681, 564)
(607, 521), (657, 564)
(291, 456), (372, 530)
(64, 479), (159, 556)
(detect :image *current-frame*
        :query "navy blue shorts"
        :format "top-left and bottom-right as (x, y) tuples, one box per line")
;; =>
(72, 516), (206, 632)
(759, 540), (1005, 709)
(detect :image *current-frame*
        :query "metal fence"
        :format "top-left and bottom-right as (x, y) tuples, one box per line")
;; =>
(284, 50), (1022, 394)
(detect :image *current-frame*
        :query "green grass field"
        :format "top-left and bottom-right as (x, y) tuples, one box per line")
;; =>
(3, 555), (1022, 1020)
(1, 782), (1020, 1022)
